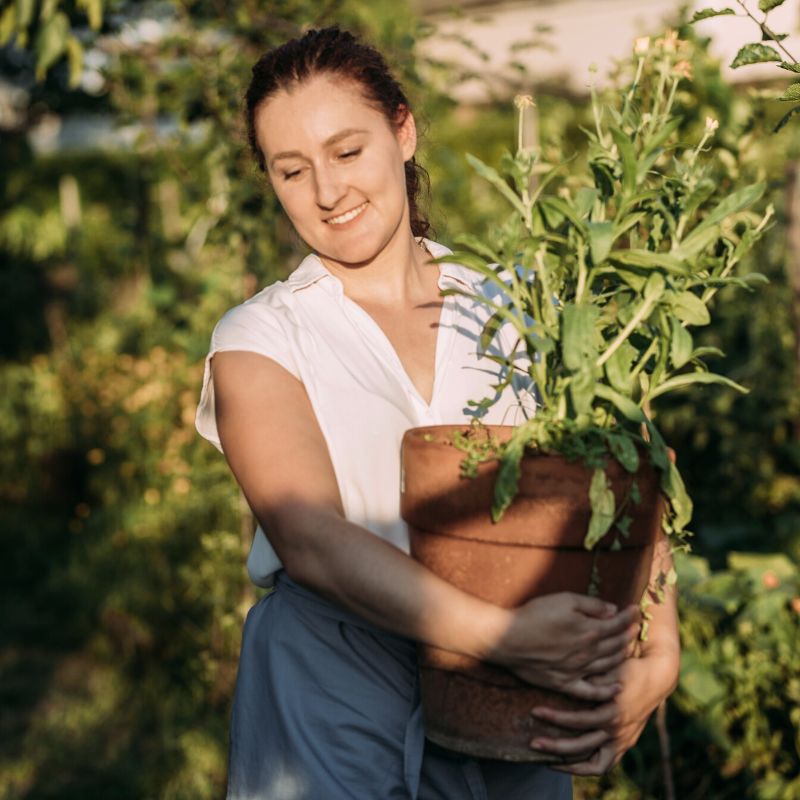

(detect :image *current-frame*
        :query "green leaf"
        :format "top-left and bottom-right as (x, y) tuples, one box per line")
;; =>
(588, 221), (614, 265)
(691, 345), (725, 359)
(648, 371), (748, 400)
(453, 233), (502, 264)
(479, 310), (505, 353)
(466, 153), (528, 220)
(672, 225), (720, 261)
(596, 384), (647, 424)
(492, 427), (528, 522)
(730, 43), (781, 69)
(669, 291), (710, 326)
(562, 304), (600, 370)
(761, 28), (788, 42)
(34, 11), (69, 80)
(691, 7), (735, 22)
(607, 434), (639, 472)
(539, 196), (588, 234)
(612, 212), (646, 243)
(662, 461), (693, 531)
(644, 272), (666, 302)
(680, 651), (726, 707)
(778, 83), (800, 101)
(609, 249), (689, 274)
(65, 35), (83, 89)
(574, 187), (599, 219)
(586, 468), (616, 549)
(642, 116), (682, 158)
(604, 339), (637, 393)
(774, 104), (800, 132)
(670, 319), (693, 368)
(610, 126), (637, 195)
(16, 0), (35, 28)
(0, 5), (15, 46)
(570, 366), (595, 416)
(778, 61), (800, 73)
(77, 0), (103, 30)
(680, 182), (765, 253)
(759, 0), (786, 10)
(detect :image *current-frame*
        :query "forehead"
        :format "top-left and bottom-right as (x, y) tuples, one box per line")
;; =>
(255, 74), (389, 157)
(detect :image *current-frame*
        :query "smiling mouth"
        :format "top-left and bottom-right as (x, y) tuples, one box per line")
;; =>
(325, 201), (369, 225)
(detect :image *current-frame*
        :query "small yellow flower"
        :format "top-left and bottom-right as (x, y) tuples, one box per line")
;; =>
(514, 94), (536, 110)
(634, 37), (650, 56)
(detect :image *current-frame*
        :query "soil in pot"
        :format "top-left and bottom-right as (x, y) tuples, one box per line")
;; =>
(400, 424), (664, 762)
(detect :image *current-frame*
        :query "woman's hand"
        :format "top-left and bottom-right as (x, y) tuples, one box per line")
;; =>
(527, 536), (681, 774)
(529, 645), (680, 774)
(490, 593), (641, 703)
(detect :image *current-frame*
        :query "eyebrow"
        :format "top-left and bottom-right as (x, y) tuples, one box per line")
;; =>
(269, 128), (369, 169)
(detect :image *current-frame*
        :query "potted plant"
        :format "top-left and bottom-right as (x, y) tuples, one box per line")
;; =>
(400, 31), (772, 761)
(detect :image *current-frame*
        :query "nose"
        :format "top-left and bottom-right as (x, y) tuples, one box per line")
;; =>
(313, 164), (346, 211)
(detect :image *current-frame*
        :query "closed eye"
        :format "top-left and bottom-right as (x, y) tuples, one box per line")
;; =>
(339, 148), (361, 160)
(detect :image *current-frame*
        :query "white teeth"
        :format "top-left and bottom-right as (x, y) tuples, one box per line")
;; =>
(327, 202), (368, 225)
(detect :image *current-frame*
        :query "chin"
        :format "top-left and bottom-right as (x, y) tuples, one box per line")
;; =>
(318, 231), (390, 267)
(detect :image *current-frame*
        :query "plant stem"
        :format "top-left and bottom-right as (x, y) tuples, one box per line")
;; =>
(656, 700), (676, 800)
(630, 338), (659, 381)
(622, 56), (645, 121)
(591, 81), (605, 146)
(576, 241), (588, 302)
(597, 295), (658, 368)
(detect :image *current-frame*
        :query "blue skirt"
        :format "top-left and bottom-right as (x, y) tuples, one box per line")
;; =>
(228, 572), (573, 800)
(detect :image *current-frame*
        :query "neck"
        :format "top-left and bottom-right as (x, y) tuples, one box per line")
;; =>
(319, 232), (435, 307)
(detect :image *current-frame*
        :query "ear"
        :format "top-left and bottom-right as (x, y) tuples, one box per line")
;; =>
(396, 106), (417, 162)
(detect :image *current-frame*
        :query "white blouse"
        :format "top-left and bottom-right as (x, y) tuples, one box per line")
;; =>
(195, 237), (535, 586)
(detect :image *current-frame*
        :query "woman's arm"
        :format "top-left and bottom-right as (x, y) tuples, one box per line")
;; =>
(212, 350), (639, 702)
(527, 533), (681, 772)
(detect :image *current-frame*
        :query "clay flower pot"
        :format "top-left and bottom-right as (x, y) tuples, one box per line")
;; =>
(400, 424), (664, 762)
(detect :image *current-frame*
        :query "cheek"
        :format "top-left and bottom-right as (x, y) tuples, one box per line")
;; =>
(274, 186), (310, 225)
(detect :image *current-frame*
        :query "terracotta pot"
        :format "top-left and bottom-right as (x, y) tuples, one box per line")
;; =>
(400, 424), (664, 762)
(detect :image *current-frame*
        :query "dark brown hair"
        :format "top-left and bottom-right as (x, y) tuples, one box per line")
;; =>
(244, 25), (431, 239)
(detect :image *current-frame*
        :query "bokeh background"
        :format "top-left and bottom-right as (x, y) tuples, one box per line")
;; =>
(1, 1), (799, 798)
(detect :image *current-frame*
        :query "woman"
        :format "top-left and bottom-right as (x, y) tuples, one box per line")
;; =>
(195, 25), (680, 800)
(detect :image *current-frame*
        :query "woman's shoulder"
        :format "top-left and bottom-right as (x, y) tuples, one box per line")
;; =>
(212, 251), (326, 337)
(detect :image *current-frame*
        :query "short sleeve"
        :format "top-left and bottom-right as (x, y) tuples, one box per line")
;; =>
(195, 300), (300, 453)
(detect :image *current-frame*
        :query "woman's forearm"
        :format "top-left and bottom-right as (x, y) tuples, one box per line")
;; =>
(258, 499), (637, 703)
(266, 499), (513, 659)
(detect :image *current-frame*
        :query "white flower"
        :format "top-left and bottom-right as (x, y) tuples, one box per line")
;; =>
(634, 37), (650, 56)
(705, 116), (719, 133)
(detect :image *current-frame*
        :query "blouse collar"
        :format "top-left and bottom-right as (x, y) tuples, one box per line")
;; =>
(284, 237), (475, 296)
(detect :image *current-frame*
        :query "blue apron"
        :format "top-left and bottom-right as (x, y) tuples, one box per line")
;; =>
(227, 571), (573, 800)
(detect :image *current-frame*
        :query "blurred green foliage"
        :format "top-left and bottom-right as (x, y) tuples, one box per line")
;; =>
(1, 2), (799, 798)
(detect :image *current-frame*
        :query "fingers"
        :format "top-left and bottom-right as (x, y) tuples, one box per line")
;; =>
(592, 606), (640, 638)
(569, 593), (619, 618)
(561, 677), (622, 703)
(593, 623), (640, 658)
(531, 701), (620, 732)
(531, 727), (611, 757)
(550, 745), (619, 776)
(580, 648), (627, 676)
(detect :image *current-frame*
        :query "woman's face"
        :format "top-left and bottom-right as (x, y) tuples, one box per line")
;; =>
(254, 73), (416, 268)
